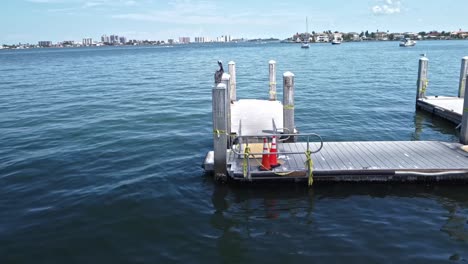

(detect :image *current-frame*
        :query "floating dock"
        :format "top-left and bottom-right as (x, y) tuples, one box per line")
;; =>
(203, 59), (468, 184)
(415, 56), (467, 126)
(205, 141), (468, 182)
(417, 96), (463, 124)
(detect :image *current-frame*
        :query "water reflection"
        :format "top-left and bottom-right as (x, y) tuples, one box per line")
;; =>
(209, 181), (468, 250)
(412, 110), (459, 141)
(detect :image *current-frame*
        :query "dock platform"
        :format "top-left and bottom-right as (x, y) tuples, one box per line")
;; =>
(204, 59), (468, 184)
(417, 96), (463, 124)
(415, 56), (466, 126)
(224, 141), (468, 182)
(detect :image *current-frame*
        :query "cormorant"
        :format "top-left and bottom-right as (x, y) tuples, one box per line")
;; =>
(214, 60), (224, 85)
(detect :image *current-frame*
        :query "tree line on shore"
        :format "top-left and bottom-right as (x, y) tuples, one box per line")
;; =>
(289, 30), (468, 42)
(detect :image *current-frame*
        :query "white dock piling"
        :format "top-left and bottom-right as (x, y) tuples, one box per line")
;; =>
(212, 83), (228, 180)
(221, 73), (232, 138)
(461, 74), (468, 145)
(283, 72), (295, 135)
(416, 57), (429, 104)
(228, 61), (236, 101)
(459, 56), (468, 98)
(269, 60), (277, 101)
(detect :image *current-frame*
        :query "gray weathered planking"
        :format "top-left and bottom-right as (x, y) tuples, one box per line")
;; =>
(228, 141), (468, 182)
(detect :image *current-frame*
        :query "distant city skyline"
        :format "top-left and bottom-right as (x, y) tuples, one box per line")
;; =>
(1, 0), (468, 44)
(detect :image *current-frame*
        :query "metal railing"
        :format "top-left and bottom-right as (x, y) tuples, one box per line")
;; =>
(229, 133), (323, 180)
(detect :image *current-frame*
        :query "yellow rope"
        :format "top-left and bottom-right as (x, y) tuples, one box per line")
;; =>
(269, 82), (277, 85)
(243, 145), (250, 178)
(464, 107), (468, 113)
(213, 129), (226, 137)
(305, 150), (314, 186)
(269, 90), (277, 95)
(283, 105), (295, 110)
(273, 170), (295, 176)
(421, 79), (428, 95)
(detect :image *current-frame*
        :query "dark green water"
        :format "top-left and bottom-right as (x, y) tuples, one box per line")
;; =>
(1, 41), (467, 263)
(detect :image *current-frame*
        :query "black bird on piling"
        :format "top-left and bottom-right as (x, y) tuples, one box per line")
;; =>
(214, 60), (224, 85)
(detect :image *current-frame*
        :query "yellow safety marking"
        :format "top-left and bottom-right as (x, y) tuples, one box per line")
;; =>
(213, 130), (226, 137)
(305, 150), (314, 186)
(243, 145), (250, 178)
(421, 79), (428, 95)
(284, 105), (295, 110)
(269, 82), (277, 85)
(461, 145), (468, 152)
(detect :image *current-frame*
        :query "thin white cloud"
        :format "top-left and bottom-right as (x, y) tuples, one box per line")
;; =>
(47, 7), (79, 12)
(124, 0), (137, 6)
(112, 0), (295, 26)
(28, 0), (141, 8)
(372, 0), (402, 15)
(27, 0), (65, 3)
(83, 2), (104, 8)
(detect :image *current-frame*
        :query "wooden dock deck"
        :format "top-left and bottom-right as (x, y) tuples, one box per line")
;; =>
(417, 96), (463, 124)
(415, 56), (466, 126)
(204, 59), (468, 184)
(222, 141), (468, 182)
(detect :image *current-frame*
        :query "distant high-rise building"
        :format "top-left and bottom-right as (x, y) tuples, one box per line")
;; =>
(101, 35), (110, 43)
(194, 37), (207, 43)
(179, 37), (190, 44)
(110, 35), (119, 44)
(83, 38), (93, 46)
(38, 41), (52, 47)
(62, 40), (75, 47)
(119, 36), (127, 44)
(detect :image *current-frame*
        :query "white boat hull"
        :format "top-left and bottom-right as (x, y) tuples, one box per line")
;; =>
(399, 39), (416, 47)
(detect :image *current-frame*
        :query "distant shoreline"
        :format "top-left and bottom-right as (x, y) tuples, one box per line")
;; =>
(1, 38), (467, 50)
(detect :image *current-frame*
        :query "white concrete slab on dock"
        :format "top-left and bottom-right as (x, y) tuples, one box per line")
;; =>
(417, 96), (464, 124)
(231, 99), (283, 135)
(419, 96), (464, 115)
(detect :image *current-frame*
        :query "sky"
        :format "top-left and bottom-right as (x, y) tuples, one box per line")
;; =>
(1, 0), (467, 44)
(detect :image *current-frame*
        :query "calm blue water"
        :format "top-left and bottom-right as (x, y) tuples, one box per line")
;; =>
(1, 41), (468, 263)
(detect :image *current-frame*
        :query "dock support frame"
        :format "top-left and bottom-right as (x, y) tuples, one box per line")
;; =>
(283, 71), (295, 140)
(228, 61), (236, 101)
(212, 83), (228, 181)
(461, 73), (468, 145)
(416, 56), (429, 106)
(269, 60), (277, 101)
(221, 73), (232, 138)
(459, 56), (468, 98)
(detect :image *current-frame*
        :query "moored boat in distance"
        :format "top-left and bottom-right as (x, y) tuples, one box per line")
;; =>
(331, 32), (343, 45)
(399, 38), (416, 47)
(301, 16), (310, 49)
(331, 39), (341, 45)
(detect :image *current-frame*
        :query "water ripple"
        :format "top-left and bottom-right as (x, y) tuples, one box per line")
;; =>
(1, 42), (468, 263)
